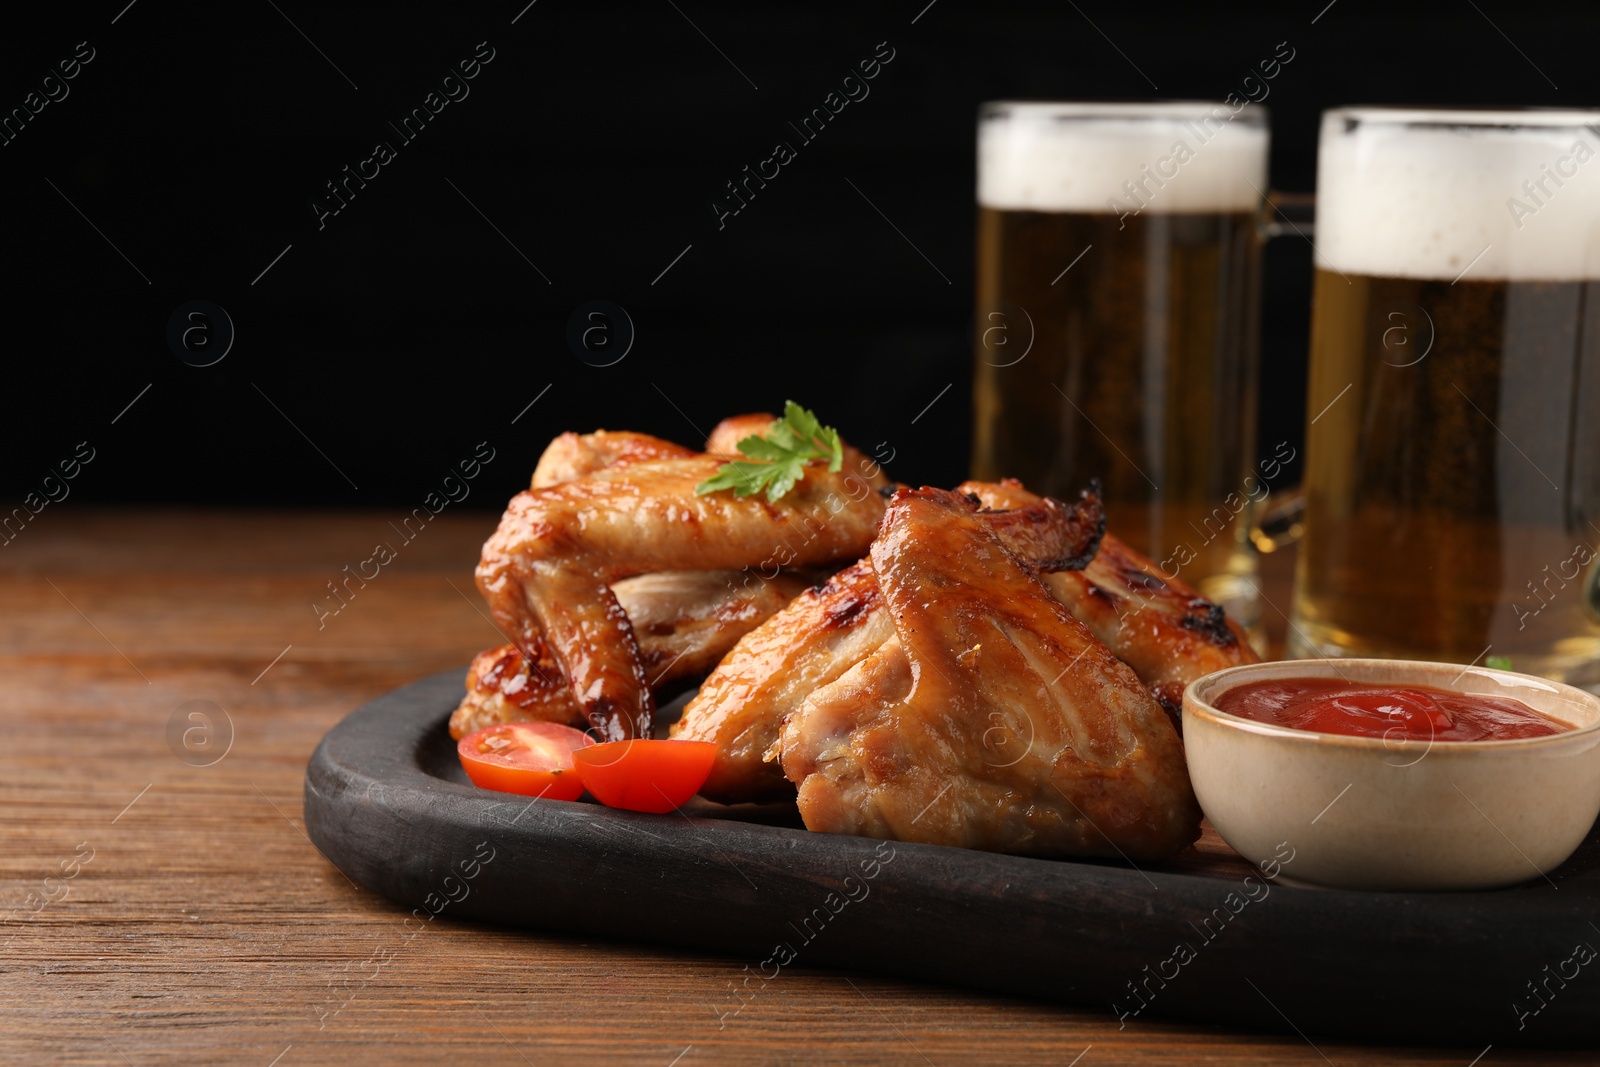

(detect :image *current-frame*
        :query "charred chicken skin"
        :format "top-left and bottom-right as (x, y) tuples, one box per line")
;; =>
(957, 479), (1258, 724)
(779, 487), (1202, 861)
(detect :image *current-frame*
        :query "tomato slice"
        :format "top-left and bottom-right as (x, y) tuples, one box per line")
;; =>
(571, 739), (717, 813)
(457, 722), (595, 801)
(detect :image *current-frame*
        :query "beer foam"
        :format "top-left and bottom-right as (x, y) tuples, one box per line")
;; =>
(978, 102), (1268, 213)
(1316, 108), (1600, 281)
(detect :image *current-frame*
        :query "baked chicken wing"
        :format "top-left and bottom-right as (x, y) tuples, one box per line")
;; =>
(779, 487), (1201, 861)
(958, 479), (1258, 724)
(674, 484), (1105, 802)
(476, 418), (891, 740)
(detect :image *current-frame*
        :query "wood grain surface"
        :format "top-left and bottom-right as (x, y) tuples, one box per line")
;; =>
(0, 508), (1584, 1065)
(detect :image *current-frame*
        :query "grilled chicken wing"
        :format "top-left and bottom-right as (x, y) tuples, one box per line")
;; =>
(459, 420), (861, 739)
(957, 479), (1258, 725)
(477, 419), (891, 740)
(779, 487), (1201, 861)
(674, 484), (1105, 802)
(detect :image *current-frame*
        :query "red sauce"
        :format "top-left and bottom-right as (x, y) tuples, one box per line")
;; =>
(1215, 678), (1572, 742)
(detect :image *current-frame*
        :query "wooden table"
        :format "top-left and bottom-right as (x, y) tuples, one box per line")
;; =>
(0, 509), (1580, 1065)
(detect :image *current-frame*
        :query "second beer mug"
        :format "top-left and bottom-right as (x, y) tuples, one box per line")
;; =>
(1291, 107), (1600, 689)
(971, 101), (1275, 631)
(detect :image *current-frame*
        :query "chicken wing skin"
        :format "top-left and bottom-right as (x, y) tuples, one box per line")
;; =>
(477, 451), (891, 740)
(449, 570), (813, 739)
(672, 557), (890, 801)
(612, 569), (816, 684)
(704, 414), (777, 457)
(780, 487), (1201, 861)
(450, 641), (573, 739)
(531, 430), (697, 488)
(531, 414), (824, 488)
(674, 485), (1105, 802)
(1050, 536), (1258, 724)
(956, 478), (1257, 725)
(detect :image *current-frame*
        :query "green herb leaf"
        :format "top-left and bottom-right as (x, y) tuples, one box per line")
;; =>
(695, 402), (845, 502)
(1485, 655), (1514, 671)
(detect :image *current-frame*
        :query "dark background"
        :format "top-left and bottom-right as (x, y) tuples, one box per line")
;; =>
(2, 0), (1592, 510)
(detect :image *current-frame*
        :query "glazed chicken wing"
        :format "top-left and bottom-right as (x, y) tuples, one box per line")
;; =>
(477, 418), (891, 740)
(458, 421), (860, 739)
(779, 487), (1201, 861)
(674, 484), (1105, 802)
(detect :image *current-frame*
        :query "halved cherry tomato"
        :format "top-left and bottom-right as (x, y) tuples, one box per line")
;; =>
(457, 722), (595, 801)
(571, 739), (717, 813)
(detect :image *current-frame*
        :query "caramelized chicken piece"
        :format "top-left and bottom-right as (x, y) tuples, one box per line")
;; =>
(957, 479), (1258, 725)
(451, 641), (572, 739)
(956, 477), (1044, 511)
(531, 430), (696, 488)
(780, 487), (1201, 861)
(674, 485), (1105, 802)
(449, 570), (814, 739)
(704, 413), (779, 457)
(477, 420), (891, 740)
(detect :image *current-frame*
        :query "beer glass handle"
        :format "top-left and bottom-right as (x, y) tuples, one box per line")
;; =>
(1587, 554), (1600, 625)
(1260, 190), (1314, 240)
(1250, 489), (1304, 554)
(1246, 188), (1315, 554)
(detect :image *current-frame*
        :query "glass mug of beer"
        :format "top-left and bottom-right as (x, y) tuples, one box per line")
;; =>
(972, 101), (1275, 631)
(1291, 107), (1600, 690)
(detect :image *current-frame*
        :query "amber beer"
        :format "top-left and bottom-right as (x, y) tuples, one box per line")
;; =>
(1291, 108), (1600, 689)
(971, 103), (1270, 627)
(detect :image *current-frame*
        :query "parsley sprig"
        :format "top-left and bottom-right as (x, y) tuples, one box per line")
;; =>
(694, 401), (843, 503)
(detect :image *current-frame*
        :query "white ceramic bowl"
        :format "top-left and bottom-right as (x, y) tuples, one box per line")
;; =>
(1183, 659), (1600, 891)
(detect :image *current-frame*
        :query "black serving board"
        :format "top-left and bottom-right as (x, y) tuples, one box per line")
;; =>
(305, 669), (1600, 1047)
